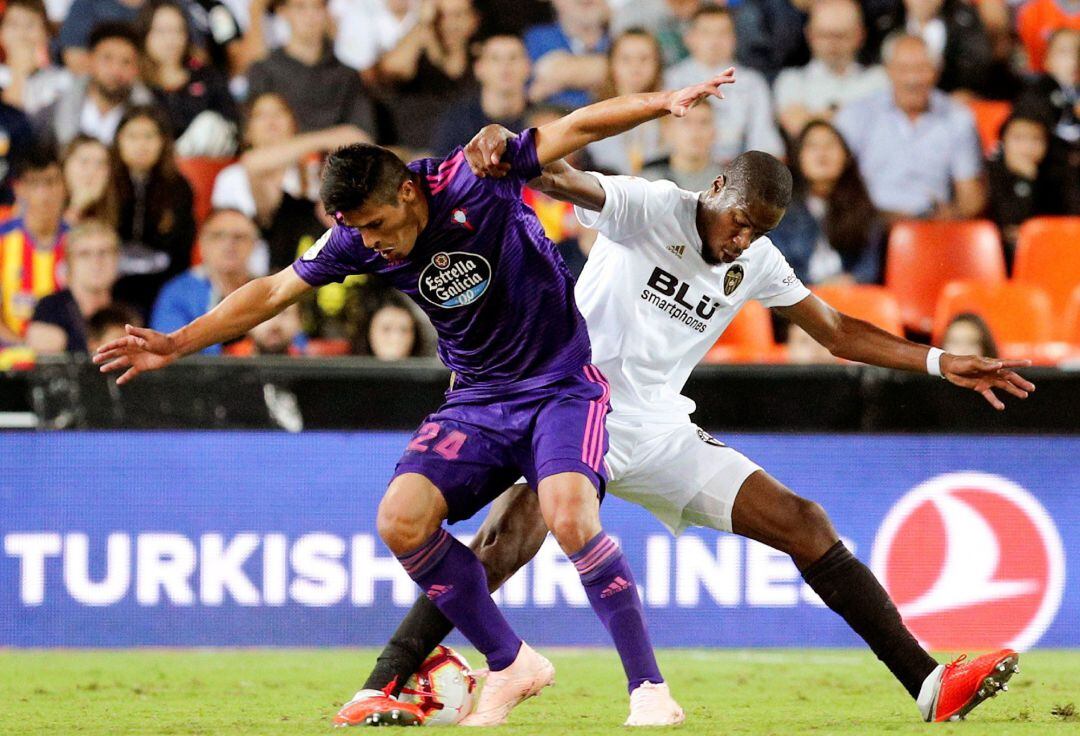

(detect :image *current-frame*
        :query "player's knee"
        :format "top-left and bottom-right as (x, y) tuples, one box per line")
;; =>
(377, 498), (437, 555)
(790, 497), (839, 560)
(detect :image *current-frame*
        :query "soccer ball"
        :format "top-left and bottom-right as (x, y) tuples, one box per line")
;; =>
(398, 645), (479, 726)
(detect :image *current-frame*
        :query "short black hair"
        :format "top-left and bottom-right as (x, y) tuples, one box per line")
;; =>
(87, 303), (143, 341)
(722, 151), (793, 210)
(12, 145), (60, 180)
(320, 144), (412, 216)
(88, 21), (140, 52)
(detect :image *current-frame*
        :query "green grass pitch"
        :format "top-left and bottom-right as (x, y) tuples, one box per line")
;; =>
(2, 649), (1078, 734)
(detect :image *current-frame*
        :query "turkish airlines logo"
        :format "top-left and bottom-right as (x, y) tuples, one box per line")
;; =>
(871, 472), (1064, 651)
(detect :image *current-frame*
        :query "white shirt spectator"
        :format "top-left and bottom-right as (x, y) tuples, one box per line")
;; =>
(586, 120), (665, 175)
(0, 66), (72, 115)
(329, 0), (417, 71)
(664, 60), (784, 163)
(773, 59), (888, 117)
(834, 88), (983, 216)
(78, 98), (124, 144)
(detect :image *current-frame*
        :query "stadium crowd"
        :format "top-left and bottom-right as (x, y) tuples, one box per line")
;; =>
(0, 0), (1077, 365)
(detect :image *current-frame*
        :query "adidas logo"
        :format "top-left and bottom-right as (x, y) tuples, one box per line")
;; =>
(600, 576), (631, 598)
(667, 244), (685, 258)
(426, 584), (454, 600)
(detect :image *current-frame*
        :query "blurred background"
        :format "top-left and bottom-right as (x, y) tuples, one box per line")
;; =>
(0, 0), (1077, 653)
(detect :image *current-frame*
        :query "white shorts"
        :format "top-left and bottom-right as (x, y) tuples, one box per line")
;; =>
(605, 416), (762, 535)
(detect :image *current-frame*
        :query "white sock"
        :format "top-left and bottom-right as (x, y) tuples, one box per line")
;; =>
(916, 664), (945, 721)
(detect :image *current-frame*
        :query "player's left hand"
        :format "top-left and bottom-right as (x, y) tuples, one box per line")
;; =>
(941, 354), (1035, 411)
(464, 124), (516, 178)
(664, 67), (736, 117)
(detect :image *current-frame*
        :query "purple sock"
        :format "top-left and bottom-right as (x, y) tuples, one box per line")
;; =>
(397, 528), (522, 671)
(571, 532), (663, 693)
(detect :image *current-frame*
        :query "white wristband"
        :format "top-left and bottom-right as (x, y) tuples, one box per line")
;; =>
(926, 347), (945, 378)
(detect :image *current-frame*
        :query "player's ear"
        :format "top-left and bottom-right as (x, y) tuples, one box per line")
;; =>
(399, 179), (417, 203)
(711, 174), (725, 196)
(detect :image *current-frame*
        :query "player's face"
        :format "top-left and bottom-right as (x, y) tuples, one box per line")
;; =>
(699, 181), (785, 265)
(339, 181), (424, 263)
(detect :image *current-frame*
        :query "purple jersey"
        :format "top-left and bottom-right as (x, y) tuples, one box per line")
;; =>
(292, 129), (591, 395)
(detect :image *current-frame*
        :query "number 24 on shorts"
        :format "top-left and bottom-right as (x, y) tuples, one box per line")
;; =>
(406, 423), (468, 460)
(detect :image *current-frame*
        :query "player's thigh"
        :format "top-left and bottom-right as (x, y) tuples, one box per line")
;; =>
(393, 408), (522, 527)
(729, 470), (839, 568)
(527, 366), (610, 501)
(471, 483), (549, 589)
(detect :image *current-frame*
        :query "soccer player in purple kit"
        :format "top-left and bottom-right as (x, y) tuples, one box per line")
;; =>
(92, 69), (740, 727)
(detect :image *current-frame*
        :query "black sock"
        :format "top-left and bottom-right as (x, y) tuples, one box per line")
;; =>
(801, 541), (937, 699)
(362, 594), (454, 696)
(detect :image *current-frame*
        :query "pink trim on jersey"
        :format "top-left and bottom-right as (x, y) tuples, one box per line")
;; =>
(581, 365), (611, 472)
(427, 152), (466, 195)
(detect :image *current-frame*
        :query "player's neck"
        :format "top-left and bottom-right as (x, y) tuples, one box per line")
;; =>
(694, 195), (717, 263)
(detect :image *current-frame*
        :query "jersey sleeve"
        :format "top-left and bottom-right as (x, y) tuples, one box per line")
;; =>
(573, 172), (676, 241)
(753, 240), (811, 308)
(490, 127), (543, 199)
(290, 226), (370, 287)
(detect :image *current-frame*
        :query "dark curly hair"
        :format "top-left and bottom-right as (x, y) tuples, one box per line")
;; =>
(320, 144), (412, 216)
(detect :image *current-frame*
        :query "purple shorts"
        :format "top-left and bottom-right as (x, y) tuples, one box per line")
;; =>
(393, 365), (610, 523)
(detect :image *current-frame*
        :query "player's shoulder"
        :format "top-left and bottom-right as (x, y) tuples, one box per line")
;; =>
(0, 217), (24, 236)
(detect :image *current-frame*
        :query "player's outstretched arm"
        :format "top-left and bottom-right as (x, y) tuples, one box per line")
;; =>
(529, 69), (735, 166)
(92, 267), (313, 385)
(776, 294), (1035, 411)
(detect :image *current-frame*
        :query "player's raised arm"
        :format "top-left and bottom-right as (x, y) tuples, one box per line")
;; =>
(775, 294), (1036, 411)
(92, 267), (312, 385)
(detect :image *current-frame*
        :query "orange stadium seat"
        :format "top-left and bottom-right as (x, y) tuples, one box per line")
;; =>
(966, 99), (1011, 155)
(177, 156), (235, 226)
(1064, 285), (1080, 346)
(305, 338), (352, 356)
(1013, 217), (1080, 336)
(932, 280), (1055, 361)
(884, 220), (1006, 334)
(811, 284), (904, 336)
(703, 299), (779, 363)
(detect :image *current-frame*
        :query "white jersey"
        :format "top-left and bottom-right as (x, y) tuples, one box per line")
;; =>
(574, 172), (810, 424)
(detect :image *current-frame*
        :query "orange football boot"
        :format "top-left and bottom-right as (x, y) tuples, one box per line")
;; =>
(333, 681), (425, 728)
(924, 650), (1020, 722)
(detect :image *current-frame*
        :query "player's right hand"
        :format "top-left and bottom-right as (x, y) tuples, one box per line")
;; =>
(92, 324), (179, 385)
(464, 124), (515, 178)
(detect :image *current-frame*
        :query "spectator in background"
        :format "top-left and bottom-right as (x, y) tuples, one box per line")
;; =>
(58, 0), (148, 74)
(1017, 0), (1080, 74)
(136, 0), (238, 156)
(586, 28), (666, 175)
(25, 219), (124, 353)
(610, 0), (697, 67)
(38, 22), (154, 148)
(150, 208), (256, 354)
(245, 0), (377, 136)
(773, 0), (888, 141)
(110, 105), (195, 315)
(0, 147), (68, 344)
(1014, 28), (1079, 173)
(86, 302), (144, 353)
(769, 119), (884, 285)
(430, 33), (530, 154)
(986, 113), (1079, 266)
(0, 100), (33, 210)
(61, 135), (119, 225)
(228, 302), (309, 355)
(185, 0), (246, 77)
(379, 0), (481, 151)
(211, 92), (367, 246)
(524, 0), (610, 108)
(868, 0), (995, 97)
(360, 292), (425, 359)
(942, 312), (998, 358)
(834, 33), (984, 222)
(1, 0), (72, 115)
(665, 6), (784, 163)
(640, 102), (718, 191)
(734, 0), (812, 81)
(331, 0), (419, 76)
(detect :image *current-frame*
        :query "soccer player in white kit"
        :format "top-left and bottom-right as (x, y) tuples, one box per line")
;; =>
(338, 136), (1035, 727)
